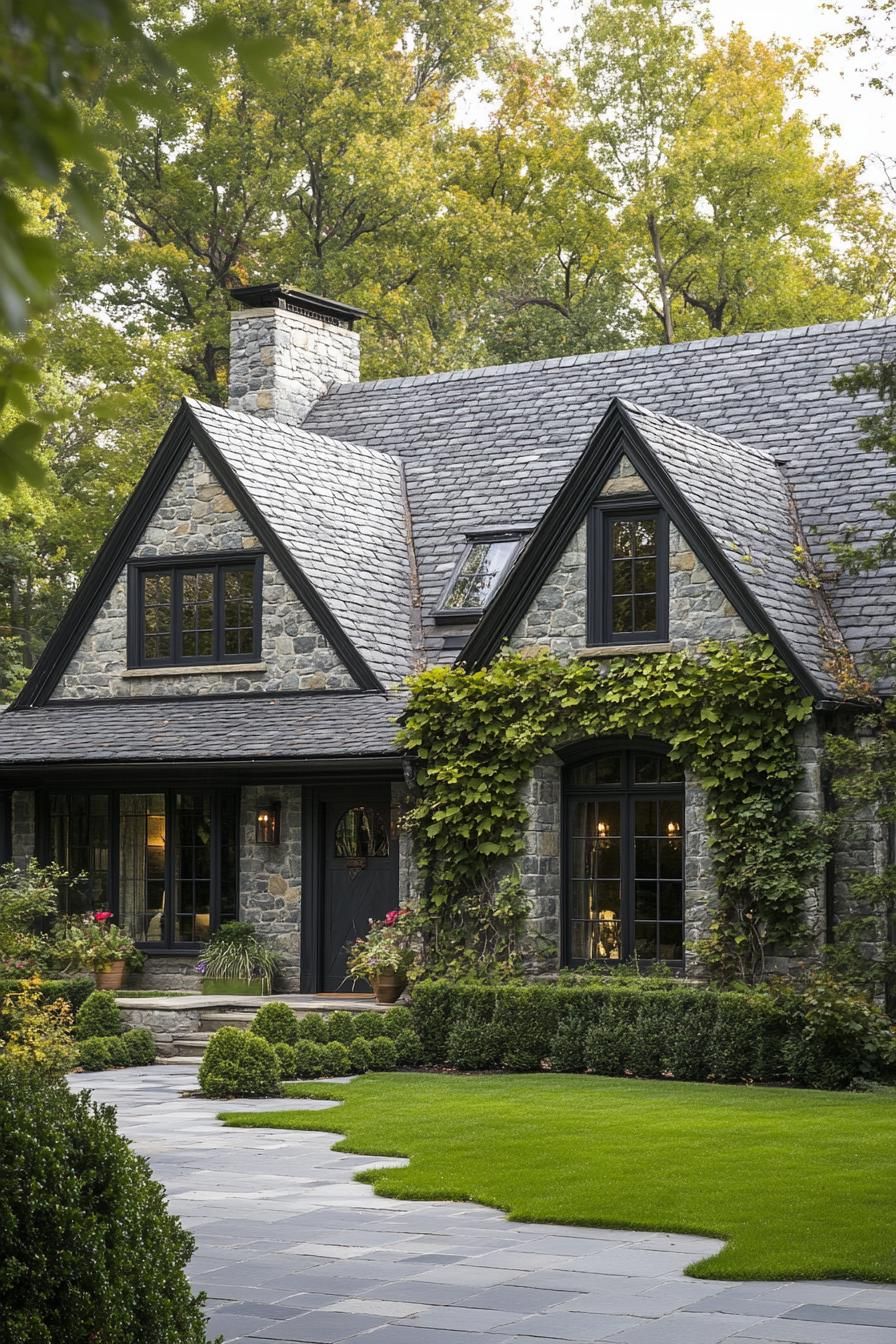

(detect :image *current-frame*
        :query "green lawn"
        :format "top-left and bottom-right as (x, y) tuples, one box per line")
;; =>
(221, 1072), (896, 1282)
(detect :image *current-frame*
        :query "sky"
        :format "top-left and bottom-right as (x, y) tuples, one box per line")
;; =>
(508, 0), (892, 177)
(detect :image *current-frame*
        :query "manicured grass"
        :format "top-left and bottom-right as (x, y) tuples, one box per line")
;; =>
(221, 1071), (896, 1282)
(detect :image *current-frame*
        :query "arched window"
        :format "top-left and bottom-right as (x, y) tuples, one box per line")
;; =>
(334, 806), (390, 859)
(564, 745), (684, 965)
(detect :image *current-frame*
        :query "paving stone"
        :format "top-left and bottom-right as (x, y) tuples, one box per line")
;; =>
(244, 1310), (388, 1341)
(360, 1329), (516, 1344)
(512, 1311), (641, 1339)
(459, 1286), (579, 1312)
(607, 1312), (760, 1342)
(735, 1323), (896, 1344)
(781, 1304), (896, 1328)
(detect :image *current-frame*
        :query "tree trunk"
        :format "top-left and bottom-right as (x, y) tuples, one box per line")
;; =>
(646, 213), (675, 344)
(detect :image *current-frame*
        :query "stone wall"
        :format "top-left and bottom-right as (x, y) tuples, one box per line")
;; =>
(239, 784), (302, 991)
(53, 447), (356, 698)
(11, 790), (34, 865)
(228, 307), (360, 425)
(116, 1003), (201, 1058)
(127, 957), (203, 993)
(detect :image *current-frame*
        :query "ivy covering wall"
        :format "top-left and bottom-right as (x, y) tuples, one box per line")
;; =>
(398, 637), (830, 980)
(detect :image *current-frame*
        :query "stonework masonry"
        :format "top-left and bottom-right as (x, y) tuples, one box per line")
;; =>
(52, 447), (356, 698)
(228, 307), (360, 425)
(239, 784), (302, 992)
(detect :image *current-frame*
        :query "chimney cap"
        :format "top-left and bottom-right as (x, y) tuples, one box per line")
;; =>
(230, 283), (366, 329)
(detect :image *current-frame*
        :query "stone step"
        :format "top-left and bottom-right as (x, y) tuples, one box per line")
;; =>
(158, 1053), (204, 1066)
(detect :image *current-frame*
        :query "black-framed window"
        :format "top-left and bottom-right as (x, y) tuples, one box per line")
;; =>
(436, 532), (526, 619)
(41, 788), (239, 950)
(588, 503), (669, 644)
(129, 552), (263, 667)
(564, 745), (684, 966)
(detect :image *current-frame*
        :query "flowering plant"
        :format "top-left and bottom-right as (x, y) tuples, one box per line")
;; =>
(346, 907), (418, 982)
(48, 912), (143, 972)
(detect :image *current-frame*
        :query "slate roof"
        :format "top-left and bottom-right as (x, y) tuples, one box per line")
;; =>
(619, 400), (833, 692)
(187, 399), (416, 687)
(0, 693), (402, 768)
(303, 316), (896, 673)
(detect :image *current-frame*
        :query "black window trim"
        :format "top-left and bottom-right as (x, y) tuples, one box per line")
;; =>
(561, 739), (685, 970)
(433, 528), (529, 624)
(128, 549), (264, 669)
(36, 785), (240, 954)
(587, 497), (669, 646)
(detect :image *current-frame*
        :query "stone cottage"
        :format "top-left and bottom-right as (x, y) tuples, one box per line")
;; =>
(0, 283), (893, 990)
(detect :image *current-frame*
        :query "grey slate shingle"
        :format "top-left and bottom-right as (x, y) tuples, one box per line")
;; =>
(0, 693), (402, 766)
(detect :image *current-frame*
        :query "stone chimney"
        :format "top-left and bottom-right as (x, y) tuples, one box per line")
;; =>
(228, 283), (365, 424)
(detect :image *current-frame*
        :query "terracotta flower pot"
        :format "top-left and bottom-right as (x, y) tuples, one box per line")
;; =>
(94, 959), (127, 991)
(371, 971), (405, 1004)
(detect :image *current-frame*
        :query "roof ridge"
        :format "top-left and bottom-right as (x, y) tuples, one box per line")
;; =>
(185, 396), (402, 469)
(330, 314), (896, 395)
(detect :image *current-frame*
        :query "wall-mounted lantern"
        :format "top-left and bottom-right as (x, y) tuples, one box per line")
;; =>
(255, 800), (281, 845)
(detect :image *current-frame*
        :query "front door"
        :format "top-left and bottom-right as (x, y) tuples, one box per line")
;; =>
(320, 788), (398, 992)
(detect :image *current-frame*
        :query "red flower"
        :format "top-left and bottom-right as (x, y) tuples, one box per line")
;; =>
(94, 911), (113, 923)
(384, 909), (400, 926)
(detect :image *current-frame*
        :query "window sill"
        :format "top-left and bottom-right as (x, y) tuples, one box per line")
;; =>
(576, 642), (672, 658)
(122, 662), (267, 678)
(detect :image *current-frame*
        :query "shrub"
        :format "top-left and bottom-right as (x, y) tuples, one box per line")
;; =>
(75, 990), (122, 1040)
(410, 978), (893, 1090)
(293, 1040), (324, 1079)
(325, 1010), (356, 1045)
(251, 1002), (299, 1046)
(393, 1027), (423, 1067)
(197, 920), (278, 994)
(0, 1065), (207, 1343)
(272, 1042), (297, 1080)
(296, 1014), (327, 1042)
(368, 1036), (398, 1071)
(318, 1041), (351, 1076)
(0, 977), (78, 1075)
(352, 1011), (390, 1038)
(78, 1036), (115, 1071)
(349, 1037), (373, 1073)
(122, 1028), (156, 1067)
(381, 1005), (414, 1038)
(198, 1026), (281, 1098)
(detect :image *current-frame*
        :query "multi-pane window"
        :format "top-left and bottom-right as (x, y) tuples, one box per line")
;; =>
(132, 555), (261, 666)
(589, 507), (668, 644)
(46, 789), (239, 948)
(440, 537), (521, 612)
(565, 747), (684, 965)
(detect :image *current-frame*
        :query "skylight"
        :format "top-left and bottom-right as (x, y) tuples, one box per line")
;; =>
(440, 535), (523, 612)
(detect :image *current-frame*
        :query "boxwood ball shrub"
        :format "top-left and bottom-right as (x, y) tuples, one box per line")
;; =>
(293, 1040), (325, 1078)
(296, 1013), (327, 1042)
(251, 1001), (299, 1046)
(319, 1041), (351, 1077)
(123, 1027), (156, 1067)
(198, 1026), (281, 1098)
(0, 1065), (207, 1343)
(273, 1042), (297, 1080)
(352, 1011), (389, 1038)
(78, 1035), (116, 1072)
(382, 1005), (414, 1037)
(368, 1036), (398, 1071)
(74, 990), (122, 1040)
(325, 1011), (356, 1045)
(409, 979), (896, 1089)
(393, 1027), (423, 1067)
(348, 1038), (373, 1073)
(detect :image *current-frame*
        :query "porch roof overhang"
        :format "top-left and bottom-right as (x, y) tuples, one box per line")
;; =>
(0, 691), (405, 786)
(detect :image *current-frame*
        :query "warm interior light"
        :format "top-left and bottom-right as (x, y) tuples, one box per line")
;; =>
(666, 820), (681, 836)
(255, 800), (281, 845)
(596, 820), (609, 838)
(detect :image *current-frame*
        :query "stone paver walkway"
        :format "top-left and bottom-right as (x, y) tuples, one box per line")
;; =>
(78, 1066), (896, 1344)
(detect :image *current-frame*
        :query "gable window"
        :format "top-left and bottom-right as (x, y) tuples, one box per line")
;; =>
(588, 504), (669, 644)
(436, 531), (527, 620)
(564, 745), (684, 966)
(129, 553), (262, 667)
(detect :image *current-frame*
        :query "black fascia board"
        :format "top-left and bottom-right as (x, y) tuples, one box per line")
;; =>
(0, 755), (404, 788)
(461, 397), (825, 700)
(183, 404), (383, 692)
(14, 410), (196, 709)
(13, 399), (383, 706)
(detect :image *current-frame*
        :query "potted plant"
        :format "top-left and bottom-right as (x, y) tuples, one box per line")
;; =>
(48, 911), (143, 990)
(196, 922), (278, 996)
(346, 908), (416, 1003)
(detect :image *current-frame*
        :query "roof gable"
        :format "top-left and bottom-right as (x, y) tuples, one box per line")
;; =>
(15, 403), (384, 707)
(463, 398), (833, 697)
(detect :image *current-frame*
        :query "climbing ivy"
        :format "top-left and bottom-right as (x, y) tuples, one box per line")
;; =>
(398, 637), (831, 982)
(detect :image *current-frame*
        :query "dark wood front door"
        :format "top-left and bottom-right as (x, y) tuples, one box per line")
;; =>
(320, 787), (398, 992)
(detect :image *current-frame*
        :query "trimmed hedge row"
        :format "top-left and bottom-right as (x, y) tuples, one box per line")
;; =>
(409, 980), (896, 1090)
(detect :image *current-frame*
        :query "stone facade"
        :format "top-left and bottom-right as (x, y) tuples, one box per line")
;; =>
(228, 307), (360, 425)
(116, 1003), (201, 1057)
(52, 447), (356, 699)
(239, 784), (302, 991)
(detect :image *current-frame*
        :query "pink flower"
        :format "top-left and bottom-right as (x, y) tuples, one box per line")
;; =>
(94, 911), (113, 924)
(384, 910), (400, 926)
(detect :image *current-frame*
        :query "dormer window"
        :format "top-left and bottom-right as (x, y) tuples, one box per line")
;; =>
(588, 504), (668, 645)
(436, 529), (528, 622)
(129, 553), (262, 668)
